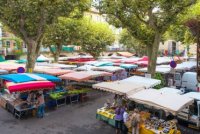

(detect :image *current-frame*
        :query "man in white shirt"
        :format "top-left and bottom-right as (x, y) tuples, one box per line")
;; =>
(122, 107), (129, 134)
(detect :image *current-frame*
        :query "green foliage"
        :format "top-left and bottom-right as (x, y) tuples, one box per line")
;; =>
(119, 29), (146, 56)
(98, 0), (196, 75)
(0, 0), (90, 69)
(79, 20), (115, 58)
(153, 73), (165, 89)
(43, 17), (114, 59)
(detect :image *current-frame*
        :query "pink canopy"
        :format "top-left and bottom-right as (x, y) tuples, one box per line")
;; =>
(139, 56), (148, 61)
(0, 64), (25, 71)
(6, 81), (55, 93)
(43, 69), (74, 76)
(135, 61), (148, 66)
(34, 68), (74, 76)
(59, 71), (112, 82)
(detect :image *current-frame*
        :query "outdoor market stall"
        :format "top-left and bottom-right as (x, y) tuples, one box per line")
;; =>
(91, 66), (127, 80)
(0, 80), (56, 119)
(34, 68), (74, 76)
(59, 71), (112, 82)
(0, 73), (61, 118)
(0, 73), (61, 83)
(93, 81), (145, 96)
(128, 89), (193, 115)
(35, 63), (77, 70)
(93, 76), (161, 95)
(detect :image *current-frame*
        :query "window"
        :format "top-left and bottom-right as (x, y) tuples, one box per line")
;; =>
(6, 41), (10, 47)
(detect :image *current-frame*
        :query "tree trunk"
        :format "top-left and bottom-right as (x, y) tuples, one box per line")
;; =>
(147, 33), (161, 77)
(49, 44), (62, 63)
(26, 39), (38, 73)
(197, 35), (200, 83)
(54, 44), (62, 63)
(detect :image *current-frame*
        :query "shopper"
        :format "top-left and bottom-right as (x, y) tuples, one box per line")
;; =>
(122, 107), (129, 134)
(131, 109), (140, 134)
(115, 106), (125, 134)
(36, 91), (45, 118)
(27, 91), (36, 105)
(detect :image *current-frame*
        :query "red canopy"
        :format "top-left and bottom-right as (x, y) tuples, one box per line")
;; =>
(6, 81), (55, 93)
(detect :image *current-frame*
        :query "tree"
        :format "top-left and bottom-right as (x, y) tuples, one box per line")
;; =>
(119, 29), (147, 56)
(43, 17), (83, 62)
(0, 0), (90, 72)
(79, 20), (115, 59)
(98, 0), (196, 76)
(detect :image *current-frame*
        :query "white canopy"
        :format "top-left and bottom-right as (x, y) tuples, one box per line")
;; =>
(156, 57), (171, 64)
(37, 54), (49, 61)
(138, 65), (171, 74)
(92, 66), (124, 73)
(128, 89), (194, 115)
(183, 92), (200, 101)
(75, 65), (94, 71)
(121, 76), (161, 88)
(158, 87), (183, 95)
(93, 81), (145, 96)
(175, 61), (196, 71)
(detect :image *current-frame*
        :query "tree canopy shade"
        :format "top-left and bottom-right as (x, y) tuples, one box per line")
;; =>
(98, 0), (196, 76)
(79, 20), (115, 59)
(119, 29), (146, 57)
(43, 17), (84, 62)
(0, 0), (90, 72)
(44, 17), (114, 60)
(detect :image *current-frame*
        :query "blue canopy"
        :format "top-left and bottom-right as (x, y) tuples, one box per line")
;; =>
(34, 73), (61, 82)
(120, 64), (138, 69)
(93, 62), (113, 67)
(0, 73), (61, 83)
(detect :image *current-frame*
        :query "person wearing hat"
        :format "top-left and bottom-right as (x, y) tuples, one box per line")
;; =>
(36, 91), (45, 118)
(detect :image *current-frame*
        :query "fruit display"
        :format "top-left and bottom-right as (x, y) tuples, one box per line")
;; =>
(97, 107), (115, 119)
(49, 91), (67, 100)
(67, 89), (90, 95)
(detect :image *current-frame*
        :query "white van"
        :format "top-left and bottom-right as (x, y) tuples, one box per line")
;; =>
(174, 72), (197, 91)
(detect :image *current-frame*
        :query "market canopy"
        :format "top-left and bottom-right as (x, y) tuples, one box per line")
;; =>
(138, 65), (171, 74)
(93, 81), (145, 96)
(0, 63), (25, 71)
(175, 61), (196, 71)
(0, 73), (61, 83)
(37, 54), (49, 62)
(59, 71), (112, 82)
(120, 64), (138, 69)
(34, 68), (74, 76)
(36, 63), (77, 69)
(183, 92), (200, 100)
(0, 69), (8, 74)
(92, 61), (113, 67)
(75, 65), (94, 71)
(117, 52), (134, 57)
(5, 81), (55, 93)
(128, 89), (194, 115)
(158, 87), (183, 95)
(91, 66), (125, 73)
(122, 76), (161, 88)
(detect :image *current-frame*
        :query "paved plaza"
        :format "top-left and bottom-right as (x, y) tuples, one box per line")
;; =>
(0, 91), (199, 134)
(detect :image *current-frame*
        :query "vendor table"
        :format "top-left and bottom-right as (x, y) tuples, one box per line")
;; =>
(14, 103), (36, 119)
(96, 113), (116, 127)
(140, 125), (181, 134)
(96, 107), (116, 127)
(55, 96), (66, 108)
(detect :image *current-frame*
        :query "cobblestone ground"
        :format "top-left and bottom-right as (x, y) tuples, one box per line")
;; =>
(0, 91), (199, 134)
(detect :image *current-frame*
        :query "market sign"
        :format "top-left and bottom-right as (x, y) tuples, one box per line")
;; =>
(17, 67), (25, 73)
(170, 61), (177, 69)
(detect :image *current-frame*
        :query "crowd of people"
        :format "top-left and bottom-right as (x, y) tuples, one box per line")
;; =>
(104, 95), (141, 134)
